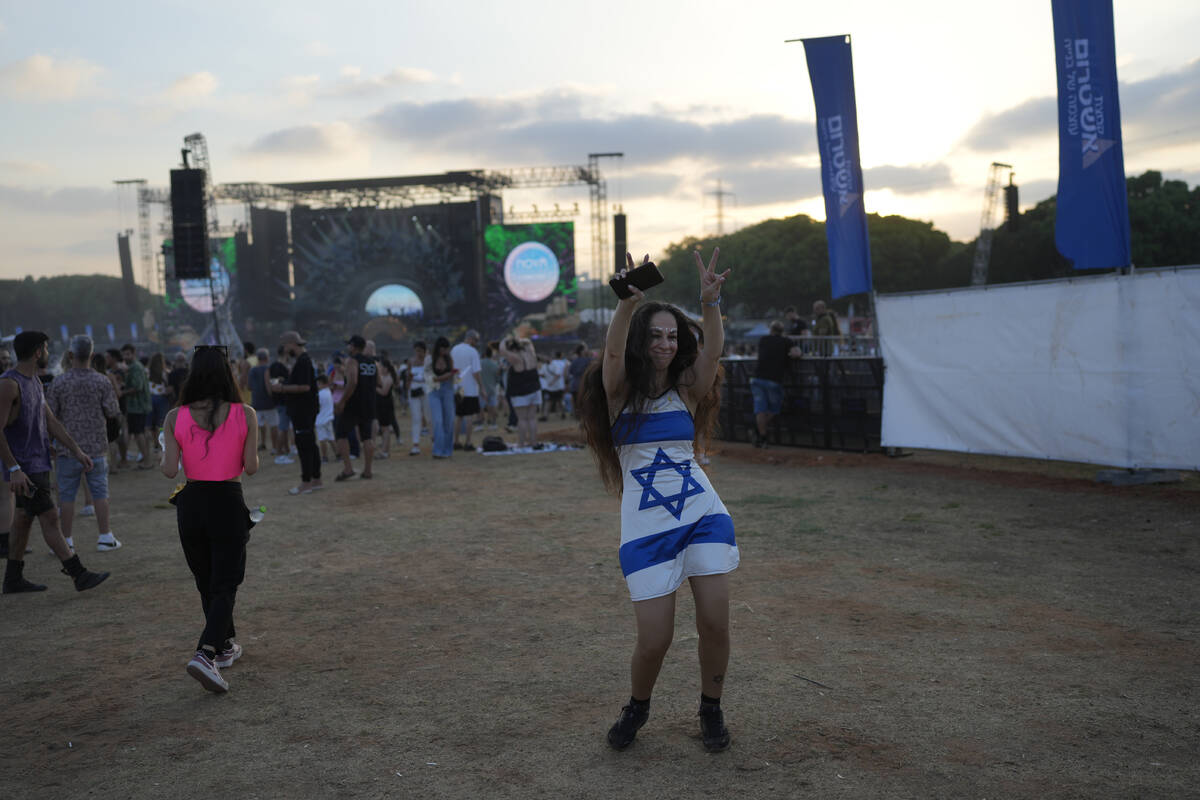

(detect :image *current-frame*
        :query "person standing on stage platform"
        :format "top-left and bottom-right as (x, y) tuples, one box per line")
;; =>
(273, 332), (321, 495)
(161, 344), (258, 692)
(333, 335), (377, 480)
(1, 331), (110, 594)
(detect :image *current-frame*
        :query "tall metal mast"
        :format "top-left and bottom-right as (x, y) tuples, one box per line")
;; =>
(971, 162), (1013, 286)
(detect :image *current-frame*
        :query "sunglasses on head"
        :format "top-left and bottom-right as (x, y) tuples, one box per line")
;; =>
(193, 345), (230, 358)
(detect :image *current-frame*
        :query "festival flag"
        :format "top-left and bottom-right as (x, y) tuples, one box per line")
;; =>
(131, 322), (138, 340)
(60, 325), (69, 342)
(106, 323), (115, 342)
(1051, 0), (1131, 270)
(803, 34), (873, 298)
(85, 324), (94, 338)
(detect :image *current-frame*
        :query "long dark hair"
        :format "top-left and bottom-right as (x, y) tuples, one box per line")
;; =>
(431, 337), (452, 372)
(179, 347), (242, 453)
(579, 302), (723, 495)
(148, 352), (166, 384)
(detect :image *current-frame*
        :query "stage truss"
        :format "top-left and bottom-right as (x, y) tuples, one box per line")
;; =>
(136, 159), (622, 297)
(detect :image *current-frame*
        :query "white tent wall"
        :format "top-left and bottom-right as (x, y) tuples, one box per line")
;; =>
(875, 266), (1200, 470)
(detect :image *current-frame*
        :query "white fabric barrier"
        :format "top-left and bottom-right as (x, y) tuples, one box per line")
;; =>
(876, 267), (1200, 470)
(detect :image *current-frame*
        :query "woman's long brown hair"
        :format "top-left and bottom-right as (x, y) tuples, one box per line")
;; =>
(578, 302), (724, 496)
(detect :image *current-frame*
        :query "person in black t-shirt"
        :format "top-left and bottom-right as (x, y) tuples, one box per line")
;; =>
(333, 334), (377, 481)
(166, 352), (189, 407)
(751, 320), (802, 448)
(275, 331), (321, 494)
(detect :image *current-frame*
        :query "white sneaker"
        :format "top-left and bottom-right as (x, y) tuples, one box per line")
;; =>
(409, 445), (421, 456)
(186, 651), (229, 693)
(97, 535), (122, 551)
(214, 641), (243, 668)
(79, 505), (96, 517)
(274, 455), (295, 465)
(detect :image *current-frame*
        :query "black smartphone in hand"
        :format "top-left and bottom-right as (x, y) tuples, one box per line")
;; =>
(609, 261), (664, 299)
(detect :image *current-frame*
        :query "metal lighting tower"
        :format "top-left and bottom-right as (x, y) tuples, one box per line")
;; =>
(587, 153), (623, 282)
(971, 162), (1013, 286)
(706, 179), (736, 235)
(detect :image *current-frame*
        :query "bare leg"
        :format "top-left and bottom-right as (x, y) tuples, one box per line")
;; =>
(362, 438), (375, 477)
(60, 501), (75, 542)
(94, 498), (111, 536)
(690, 574), (731, 698)
(336, 438), (352, 474)
(630, 593), (676, 700)
(10, 508), (72, 562)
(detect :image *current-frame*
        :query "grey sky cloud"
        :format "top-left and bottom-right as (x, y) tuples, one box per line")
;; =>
(0, 184), (112, 215)
(365, 92), (814, 166)
(613, 171), (685, 201)
(863, 163), (954, 194)
(962, 59), (1200, 152)
(244, 123), (354, 156)
(702, 162), (954, 207)
(702, 165), (823, 207)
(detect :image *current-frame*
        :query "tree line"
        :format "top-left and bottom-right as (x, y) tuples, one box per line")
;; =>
(653, 170), (1198, 317)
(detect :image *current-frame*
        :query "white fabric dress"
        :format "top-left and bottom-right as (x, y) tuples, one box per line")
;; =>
(615, 389), (739, 601)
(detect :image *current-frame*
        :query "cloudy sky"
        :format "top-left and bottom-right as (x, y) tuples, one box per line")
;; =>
(1, 0), (1197, 286)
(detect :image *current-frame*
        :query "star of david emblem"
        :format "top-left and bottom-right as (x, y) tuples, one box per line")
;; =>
(630, 448), (706, 521)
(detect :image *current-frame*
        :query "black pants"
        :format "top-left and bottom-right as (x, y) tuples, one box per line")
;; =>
(176, 481), (250, 653)
(292, 413), (321, 482)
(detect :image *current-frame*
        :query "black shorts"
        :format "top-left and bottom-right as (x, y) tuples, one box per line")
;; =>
(14, 471), (56, 518)
(127, 412), (148, 434)
(456, 395), (481, 417)
(334, 413), (373, 441)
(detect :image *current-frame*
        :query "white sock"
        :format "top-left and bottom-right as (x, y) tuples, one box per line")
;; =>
(99, 532), (115, 541)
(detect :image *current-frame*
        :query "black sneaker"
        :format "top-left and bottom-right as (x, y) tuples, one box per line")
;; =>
(698, 704), (730, 752)
(606, 703), (649, 751)
(73, 570), (110, 592)
(2, 577), (48, 594)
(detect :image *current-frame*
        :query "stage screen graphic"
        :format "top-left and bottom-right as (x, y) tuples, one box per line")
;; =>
(164, 237), (237, 315)
(484, 223), (576, 338)
(290, 204), (470, 330)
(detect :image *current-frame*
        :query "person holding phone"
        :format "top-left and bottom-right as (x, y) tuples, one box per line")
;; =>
(161, 345), (259, 693)
(578, 249), (738, 752)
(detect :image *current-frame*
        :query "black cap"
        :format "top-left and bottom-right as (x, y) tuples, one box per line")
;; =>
(346, 335), (366, 348)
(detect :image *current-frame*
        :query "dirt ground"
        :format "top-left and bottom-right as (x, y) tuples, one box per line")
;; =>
(2, 419), (1197, 800)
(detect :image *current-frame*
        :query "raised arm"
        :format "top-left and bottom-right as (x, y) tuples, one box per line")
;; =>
(685, 247), (729, 407)
(602, 252), (650, 403)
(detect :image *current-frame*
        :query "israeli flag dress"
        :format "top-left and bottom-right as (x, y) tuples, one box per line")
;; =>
(614, 388), (739, 601)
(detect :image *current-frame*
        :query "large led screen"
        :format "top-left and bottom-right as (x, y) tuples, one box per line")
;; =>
(484, 223), (576, 337)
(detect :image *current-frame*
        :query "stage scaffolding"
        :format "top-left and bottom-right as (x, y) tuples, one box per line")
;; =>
(137, 161), (623, 297)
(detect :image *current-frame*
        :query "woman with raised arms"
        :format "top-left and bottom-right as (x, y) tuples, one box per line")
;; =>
(579, 248), (738, 752)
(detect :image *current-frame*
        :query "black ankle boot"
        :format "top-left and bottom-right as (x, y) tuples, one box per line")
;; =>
(3, 559), (47, 594)
(61, 555), (110, 592)
(607, 699), (650, 751)
(698, 702), (730, 752)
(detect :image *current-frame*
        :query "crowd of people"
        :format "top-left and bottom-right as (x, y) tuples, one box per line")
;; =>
(4, 249), (744, 752)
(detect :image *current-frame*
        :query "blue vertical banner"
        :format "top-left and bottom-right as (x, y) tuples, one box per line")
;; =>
(1052, 0), (1131, 270)
(105, 323), (115, 342)
(85, 324), (94, 338)
(60, 325), (69, 342)
(803, 34), (873, 298)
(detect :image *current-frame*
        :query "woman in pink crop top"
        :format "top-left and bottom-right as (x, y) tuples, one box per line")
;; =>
(161, 345), (259, 694)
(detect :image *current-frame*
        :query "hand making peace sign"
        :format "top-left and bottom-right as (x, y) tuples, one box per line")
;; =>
(694, 246), (730, 305)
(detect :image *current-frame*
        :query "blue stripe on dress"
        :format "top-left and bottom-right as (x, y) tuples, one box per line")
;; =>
(618, 513), (735, 577)
(612, 410), (694, 446)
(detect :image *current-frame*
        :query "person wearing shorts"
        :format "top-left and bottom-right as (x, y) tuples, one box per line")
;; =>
(751, 320), (801, 448)
(47, 335), (122, 551)
(334, 335), (377, 480)
(2, 331), (110, 594)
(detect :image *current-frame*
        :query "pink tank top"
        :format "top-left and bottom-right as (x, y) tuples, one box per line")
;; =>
(175, 404), (247, 481)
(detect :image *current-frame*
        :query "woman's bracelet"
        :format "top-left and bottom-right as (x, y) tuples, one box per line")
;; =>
(702, 297), (721, 307)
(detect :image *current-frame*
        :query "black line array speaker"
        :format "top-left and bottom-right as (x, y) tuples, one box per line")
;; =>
(1004, 183), (1020, 230)
(117, 233), (138, 312)
(170, 168), (209, 280)
(613, 213), (627, 273)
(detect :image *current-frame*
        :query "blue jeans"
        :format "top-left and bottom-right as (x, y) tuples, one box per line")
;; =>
(429, 381), (456, 457)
